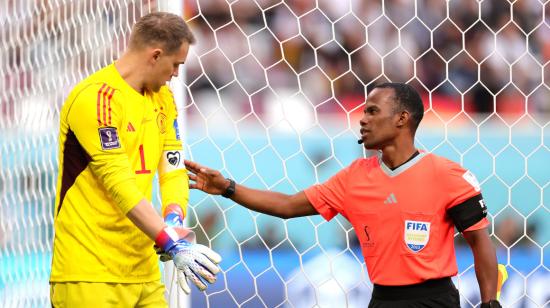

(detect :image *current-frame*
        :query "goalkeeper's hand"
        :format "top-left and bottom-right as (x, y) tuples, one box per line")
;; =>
(155, 227), (222, 294)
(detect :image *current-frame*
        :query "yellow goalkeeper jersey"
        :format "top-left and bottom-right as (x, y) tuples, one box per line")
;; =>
(51, 63), (189, 283)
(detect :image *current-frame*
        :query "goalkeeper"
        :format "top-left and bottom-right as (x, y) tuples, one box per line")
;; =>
(185, 83), (501, 308)
(50, 12), (221, 307)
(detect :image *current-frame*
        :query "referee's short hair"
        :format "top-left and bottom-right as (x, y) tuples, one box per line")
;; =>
(373, 83), (424, 132)
(129, 12), (196, 55)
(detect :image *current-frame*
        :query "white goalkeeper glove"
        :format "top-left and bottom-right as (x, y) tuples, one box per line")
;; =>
(155, 227), (222, 294)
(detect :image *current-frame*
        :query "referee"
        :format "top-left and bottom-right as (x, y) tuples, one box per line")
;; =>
(185, 83), (501, 308)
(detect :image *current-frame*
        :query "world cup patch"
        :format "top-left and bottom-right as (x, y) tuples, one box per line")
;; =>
(404, 220), (430, 253)
(98, 127), (121, 150)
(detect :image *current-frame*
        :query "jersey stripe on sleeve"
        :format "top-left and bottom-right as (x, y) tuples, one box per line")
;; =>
(106, 88), (115, 125)
(102, 86), (111, 125)
(96, 83), (107, 125)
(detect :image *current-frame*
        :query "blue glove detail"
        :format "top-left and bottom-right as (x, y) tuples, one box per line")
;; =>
(155, 227), (222, 294)
(165, 212), (184, 227)
(155, 209), (184, 261)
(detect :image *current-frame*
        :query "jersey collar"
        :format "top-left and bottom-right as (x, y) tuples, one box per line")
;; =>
(378, 151), (427, 177)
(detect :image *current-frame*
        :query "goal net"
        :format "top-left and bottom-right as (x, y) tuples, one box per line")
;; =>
(1, 0), (548, 307)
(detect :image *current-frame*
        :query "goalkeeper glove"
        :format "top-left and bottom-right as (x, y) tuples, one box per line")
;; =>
(164, 204), (185, 227)
(156, 205), (185, 261)
(155, 227), (222, 294)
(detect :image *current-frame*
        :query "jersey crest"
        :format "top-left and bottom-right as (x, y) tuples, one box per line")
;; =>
(404, 220), (430, 252)
(157, 112), (167, 134)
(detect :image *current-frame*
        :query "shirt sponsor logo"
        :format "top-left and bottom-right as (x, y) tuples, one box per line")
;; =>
(98, 127), (121, 150)
(404, 220), (430, 253)
(127, 121), (136, 132)
(384, 193), (397, 204)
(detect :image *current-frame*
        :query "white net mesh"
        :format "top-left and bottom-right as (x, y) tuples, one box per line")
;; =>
(1, 0), (549, 307)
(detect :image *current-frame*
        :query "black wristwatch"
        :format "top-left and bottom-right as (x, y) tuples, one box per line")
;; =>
(222, 178), (236, 198)
(480, 300), (502, 308)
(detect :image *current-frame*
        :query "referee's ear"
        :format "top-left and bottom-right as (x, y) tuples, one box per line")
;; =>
(396, 110), (410, 128)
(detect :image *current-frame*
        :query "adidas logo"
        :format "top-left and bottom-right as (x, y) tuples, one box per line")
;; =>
(384, 193), (397, 204)
(127, 122), (136, 132)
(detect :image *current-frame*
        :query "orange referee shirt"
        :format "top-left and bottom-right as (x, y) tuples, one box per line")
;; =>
(304, 152), (489, 286)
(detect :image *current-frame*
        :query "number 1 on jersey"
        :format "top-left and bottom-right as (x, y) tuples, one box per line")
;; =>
(135, 144), (151, 174)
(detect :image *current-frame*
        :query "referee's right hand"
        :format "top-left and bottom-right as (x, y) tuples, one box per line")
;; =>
(185, 159), (230, 195)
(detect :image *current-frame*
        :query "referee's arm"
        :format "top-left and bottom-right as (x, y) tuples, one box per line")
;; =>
(184, 159), (318, 219)
(462, 228), (498, 303)
(448, 193), (498, 304)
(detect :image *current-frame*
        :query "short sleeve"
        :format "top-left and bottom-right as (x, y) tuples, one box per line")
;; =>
(304, 161), (356, 221)
(439, 157), (489, 232)
(440, 158), (482, 210)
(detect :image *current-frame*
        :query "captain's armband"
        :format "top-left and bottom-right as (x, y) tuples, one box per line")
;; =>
(160, 150), (185, 173)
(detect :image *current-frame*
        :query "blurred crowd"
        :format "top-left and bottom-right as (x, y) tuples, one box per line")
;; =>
(2, 0), (550, 130)
(183, 0), (550, 121)
(1, 0), (147, 131)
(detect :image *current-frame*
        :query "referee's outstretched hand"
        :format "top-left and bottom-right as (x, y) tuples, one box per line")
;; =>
(185, 159), (228, 195)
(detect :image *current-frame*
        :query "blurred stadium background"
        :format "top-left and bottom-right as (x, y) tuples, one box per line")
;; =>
(1, 0), (549, 307)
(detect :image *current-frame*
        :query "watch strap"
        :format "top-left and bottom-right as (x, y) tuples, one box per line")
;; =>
(222, 178), (236, 198)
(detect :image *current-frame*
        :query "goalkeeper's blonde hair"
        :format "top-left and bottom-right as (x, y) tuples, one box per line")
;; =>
(129, 12), (196, 54)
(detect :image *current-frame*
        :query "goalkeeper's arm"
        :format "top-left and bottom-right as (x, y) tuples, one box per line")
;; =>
(126, 198), (167, 239)
(126, 199), (222, 294)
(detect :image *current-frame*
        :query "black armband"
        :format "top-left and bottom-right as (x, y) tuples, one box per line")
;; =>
(447, 194), (487, 232)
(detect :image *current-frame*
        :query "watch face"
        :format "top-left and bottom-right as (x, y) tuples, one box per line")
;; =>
(481, 300), (502, 308)
(222, 178), (236, 198)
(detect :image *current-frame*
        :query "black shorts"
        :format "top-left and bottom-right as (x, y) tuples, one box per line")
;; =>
(368, 277), (460, 308)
